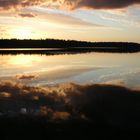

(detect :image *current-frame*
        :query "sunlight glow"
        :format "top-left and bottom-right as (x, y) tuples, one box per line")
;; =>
(11, 28), (34, 39)
(9, 55), (36, 65)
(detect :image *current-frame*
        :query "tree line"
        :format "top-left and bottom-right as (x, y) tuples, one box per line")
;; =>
(0, 39), (139, 48)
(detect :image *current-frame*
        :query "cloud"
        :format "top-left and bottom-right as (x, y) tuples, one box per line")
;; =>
(16, 74), (38, 80)
(18, 13), (36, 18)
(0, 0), (47, 10)
(38, 12), (102, 27)
(63, 0), (140, 10)
(52, 111), (71, 120)
(38, 66), (100, 81)
(27, 7), (103, 27)
(0, 0), (140, 10)
(0, 80), (140, 128)
(103, 79), (126, 86)
(0, 92), (11, 98)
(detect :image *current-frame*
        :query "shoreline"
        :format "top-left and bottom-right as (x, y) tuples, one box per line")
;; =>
(0, 47), (140, 55)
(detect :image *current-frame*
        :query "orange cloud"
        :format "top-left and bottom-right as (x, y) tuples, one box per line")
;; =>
(52, 111), (71, 120)
(16, 74), (38, 80)
(0, 92), (11, 98)
(18, 13), (36, 18)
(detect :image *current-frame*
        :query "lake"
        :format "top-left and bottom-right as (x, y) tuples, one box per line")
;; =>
(0, 52), (140, 89)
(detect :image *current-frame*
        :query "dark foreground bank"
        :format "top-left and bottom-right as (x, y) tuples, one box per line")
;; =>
(0, 116), (139, 140)
(0, 82), (140, 139)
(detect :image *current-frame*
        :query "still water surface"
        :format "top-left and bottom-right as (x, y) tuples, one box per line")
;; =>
(0, 52), (140, 88)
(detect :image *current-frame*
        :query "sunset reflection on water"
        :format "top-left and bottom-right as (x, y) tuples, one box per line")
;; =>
(0, 52), (140, 88)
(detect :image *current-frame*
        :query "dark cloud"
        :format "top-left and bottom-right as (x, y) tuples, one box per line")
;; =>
(65, 0), (140, 9)
(0, 0), (140, 10)
(0, 0), (46, 10)
(0, 81), (140, 128)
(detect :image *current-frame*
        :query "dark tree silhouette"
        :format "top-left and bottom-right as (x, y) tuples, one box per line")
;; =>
(0, 39), (140, 53)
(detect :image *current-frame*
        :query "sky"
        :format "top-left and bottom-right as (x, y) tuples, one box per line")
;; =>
(0, 0), (140, 42)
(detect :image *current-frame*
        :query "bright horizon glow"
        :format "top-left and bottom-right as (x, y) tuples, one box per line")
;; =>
(8, 27), (48, 40)
(10, 28), (34, 39)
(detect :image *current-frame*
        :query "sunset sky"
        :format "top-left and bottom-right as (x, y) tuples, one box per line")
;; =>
(0, 0), (140, 42)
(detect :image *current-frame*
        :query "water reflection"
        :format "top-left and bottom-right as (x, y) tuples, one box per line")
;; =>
(9, 55), (39, 65)
(0, 53), (140, 88)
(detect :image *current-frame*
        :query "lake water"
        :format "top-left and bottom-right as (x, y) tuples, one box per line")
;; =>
(0, 52), (140, 88)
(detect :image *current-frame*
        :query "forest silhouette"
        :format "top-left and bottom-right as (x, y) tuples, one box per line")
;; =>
(0, 39), (140, 54)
